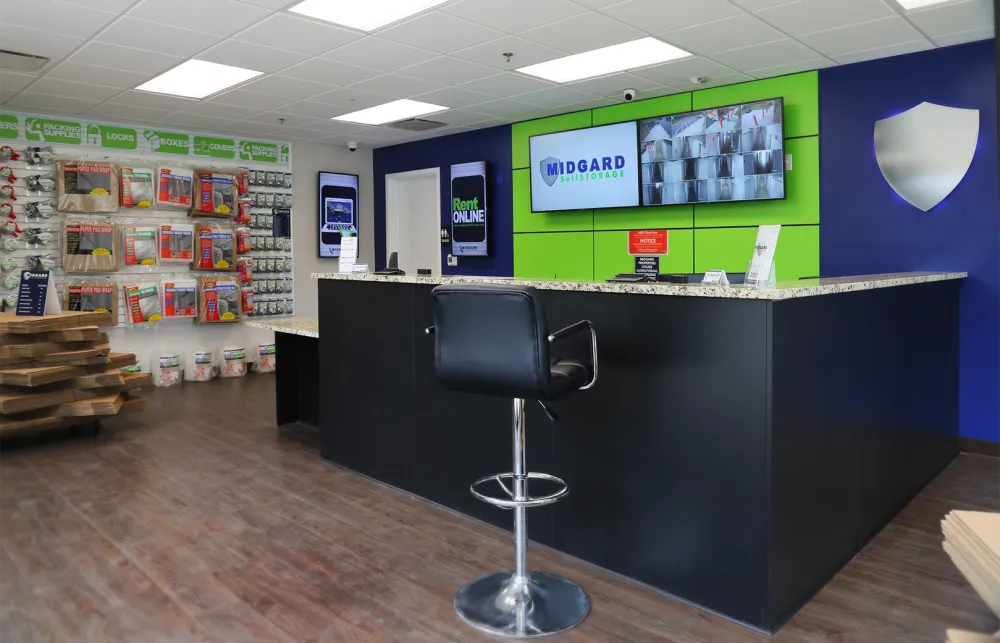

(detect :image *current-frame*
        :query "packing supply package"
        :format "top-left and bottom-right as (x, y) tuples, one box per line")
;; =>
(120, 167), (155, 208)
(158, 223), (194, 263)
(123, 282), (162, 328)
(221, 346), (247, 378)
(156, 167), (194, 209)
(193, 222), (236, 271)
(62, 219), (120, 273)
(56, 160), (119, 213)
(197, 275), (241, 323)
(64, 280), (118, 318)
(122, 225), (158, 267)
(154, 352), (182, 387)
(184, 349), (215, 382)
(191, 170), (237, 218)
(254, 342), (276, 373)
(161, 278), (197, 319)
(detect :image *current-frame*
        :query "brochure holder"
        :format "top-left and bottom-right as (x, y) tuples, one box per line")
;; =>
(746, 259), (776, 288)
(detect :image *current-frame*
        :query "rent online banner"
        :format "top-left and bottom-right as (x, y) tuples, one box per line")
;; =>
(450, 161), (488, 257)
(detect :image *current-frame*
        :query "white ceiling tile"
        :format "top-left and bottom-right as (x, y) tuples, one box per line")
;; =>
(517, 85), (600, 108)
(660, 14), (785, 55)
(239, 75), (330, 99)
(129, 0), (272, 37)
(756, 0), (896, 36)
(321, 37), (436, 72)
(745, 59), (832, 79)
(348, 73), (443, 98)
(84, 103), (174, 122)
(800, 17), (926, 57)
(216, 121), (288, 136)
(564, 97), (618, 112)
(97, 18), (219, 58)
(280, 125), (342, 141)
(456, 72), (554, 97)
(712, 39), (822, 72)
(1, 0), (117, 39)
(154, 112), (235, 129)
(572, 0), (624, 6)
(0, 71), (37, 93)
(43, 62), (153, 89)
(179, 101), (265, 120)
(670, 73), (754, 90)
(243, 111), (320, 128)
(377, 11), (504, 55)
(519, 12), (646, 55)
(69, 42), (182, 75)
(410, 86), (495, 109)
(932, 25), (995, 46)
(310, 87), (394, 108)
(1, 90), (20, 105)
(441, 0), (580, 34)
(728, 0), (795, 9)
(236, 14), (361, 57)
(207, 89), (295, 110)
(288, 119), (368, 135)
(107, 89), (199, 111)
(630, 56), (738, 85)
(468, 98), (552, 118)
(451, 36), (565, 69)
(20, 78), (122, 102)
(906, 0), (993, 38)
(601, 0), (744, 33)
(281, 59), (375, 85)
(265, 100), (339, 119)
(198, 40), (307, 74)
(61, 0), (133, 10)
(0, 23), (84, 61)
(5, 92), (100, 114)
(832, 40), (934, 65)
(430, 108), (494, 126)
(397, 57), (496, 85)
(232, 0), (292, 8)
(565, 72), (662, 98)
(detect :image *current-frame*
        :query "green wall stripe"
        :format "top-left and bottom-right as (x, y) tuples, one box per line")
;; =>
(512, 111), (592, 169)
(514, 232), (594, 280)
(694, 225), (820, 281)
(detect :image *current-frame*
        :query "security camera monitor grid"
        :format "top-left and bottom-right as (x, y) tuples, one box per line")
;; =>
(638, 98), (784, 206)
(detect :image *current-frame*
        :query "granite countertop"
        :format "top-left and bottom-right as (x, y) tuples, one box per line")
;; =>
(311, 272), (966, 301)
(246, 317), (318, 338)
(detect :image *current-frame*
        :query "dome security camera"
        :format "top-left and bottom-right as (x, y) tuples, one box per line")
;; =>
(347, 141), (358, 152)
(623, 89), (637, 102)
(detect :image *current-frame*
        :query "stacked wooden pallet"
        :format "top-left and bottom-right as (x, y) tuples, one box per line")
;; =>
(943, 510), (1000, 641)
(0, 311), (151, 435)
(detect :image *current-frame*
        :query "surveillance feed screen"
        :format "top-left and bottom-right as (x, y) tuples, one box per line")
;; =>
(639, 98), (784, 206)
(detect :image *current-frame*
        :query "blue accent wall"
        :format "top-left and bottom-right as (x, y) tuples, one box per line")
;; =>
(373, 125), (513, 276)
(819, 40), (999, 443)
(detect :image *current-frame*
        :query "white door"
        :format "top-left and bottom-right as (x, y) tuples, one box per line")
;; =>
(385, 168), (441, 275)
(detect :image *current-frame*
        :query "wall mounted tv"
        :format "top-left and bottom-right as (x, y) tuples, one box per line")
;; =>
(529, 121), (640, 212)
(639, 98), (785, 206)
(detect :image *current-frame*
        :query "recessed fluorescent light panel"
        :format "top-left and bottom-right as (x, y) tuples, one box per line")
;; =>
(332, 99), (448, 125)
(895, 0), (955, 8)
(517, 37), (690, 83)
(136, 60), (262, 99)
(289, 0), (451, 31)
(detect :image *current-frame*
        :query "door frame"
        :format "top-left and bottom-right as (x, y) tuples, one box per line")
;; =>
(385, 167), (442, 275)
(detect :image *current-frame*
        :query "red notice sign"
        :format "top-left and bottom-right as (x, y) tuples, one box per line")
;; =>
(628, 230), (668, 256)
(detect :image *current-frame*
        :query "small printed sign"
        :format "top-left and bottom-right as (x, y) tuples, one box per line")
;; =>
(194, 136), (237, 159)
(440, 226), (451, 245)
(628, 230), (668, 256)
(16, 270), (60, 316)
(634, 256), (659, 278)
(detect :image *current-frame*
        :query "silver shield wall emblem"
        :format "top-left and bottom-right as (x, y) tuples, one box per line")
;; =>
(539, 156), (559, 187)
(874, 102), (979, 212)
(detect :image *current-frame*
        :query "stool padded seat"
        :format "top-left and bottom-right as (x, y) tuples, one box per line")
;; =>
(549, 359), (590, 399)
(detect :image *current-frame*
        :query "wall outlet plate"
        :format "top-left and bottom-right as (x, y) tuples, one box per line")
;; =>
(447, 254), (458, 267)
(784, 154), (793, 171)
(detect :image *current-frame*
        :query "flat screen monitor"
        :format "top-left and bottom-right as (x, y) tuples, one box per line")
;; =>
(529, 121), (639, 212)
(318, 171), (359, 258)
(638, 98), (785, 206)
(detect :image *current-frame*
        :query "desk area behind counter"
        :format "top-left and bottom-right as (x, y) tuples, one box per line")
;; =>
(304, 270), (963, 632)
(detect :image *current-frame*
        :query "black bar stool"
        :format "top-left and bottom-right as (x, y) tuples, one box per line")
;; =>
(426, 283), (598, 638)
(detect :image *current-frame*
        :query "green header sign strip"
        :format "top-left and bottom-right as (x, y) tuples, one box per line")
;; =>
(0, 111), (289, 164)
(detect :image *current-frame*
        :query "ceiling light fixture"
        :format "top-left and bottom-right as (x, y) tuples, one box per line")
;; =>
(136, 60), (263, 99)
(895, 0), (956, 8)
(332, 99), (448, 125)
(289, 0), (451, 31)
(517, 37), (691, 83)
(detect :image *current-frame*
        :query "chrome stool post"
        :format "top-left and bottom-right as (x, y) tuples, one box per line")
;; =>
(454, 398), (589, 638)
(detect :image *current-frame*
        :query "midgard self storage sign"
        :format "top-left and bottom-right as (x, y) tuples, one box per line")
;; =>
(450, 161), (488, 257)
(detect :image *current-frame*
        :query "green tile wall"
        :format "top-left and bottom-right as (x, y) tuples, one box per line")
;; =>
(511, 72), (820, 281)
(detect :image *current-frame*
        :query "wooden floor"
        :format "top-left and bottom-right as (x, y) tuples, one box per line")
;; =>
(1, 376), (997, 643)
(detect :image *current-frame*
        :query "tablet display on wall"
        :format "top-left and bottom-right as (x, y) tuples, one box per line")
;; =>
(529, 122), (640, 212)
(318, 171), (358, 258)
(638, 98), (785, 206)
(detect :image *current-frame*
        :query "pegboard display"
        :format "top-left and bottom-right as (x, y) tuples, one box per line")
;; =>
(0, 132), (295, 332)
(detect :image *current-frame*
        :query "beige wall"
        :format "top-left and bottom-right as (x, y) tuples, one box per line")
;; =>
(291, 141), (374, 318)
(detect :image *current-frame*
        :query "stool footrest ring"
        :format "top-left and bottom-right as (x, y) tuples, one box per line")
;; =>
(470, 472), (569, 509)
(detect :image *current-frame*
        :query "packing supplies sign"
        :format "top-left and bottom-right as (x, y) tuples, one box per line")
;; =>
(240, 141), (280, 163)
(450, 161), (488, 257)
(25, 117), (82, 144)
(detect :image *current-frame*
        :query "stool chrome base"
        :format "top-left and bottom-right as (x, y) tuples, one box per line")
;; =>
(455, 571), (590, 638)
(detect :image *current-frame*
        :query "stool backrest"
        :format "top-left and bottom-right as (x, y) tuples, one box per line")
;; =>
(431, 284), (551, 399)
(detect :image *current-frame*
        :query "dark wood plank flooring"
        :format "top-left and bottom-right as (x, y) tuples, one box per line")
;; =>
(2, 375), (997, 642)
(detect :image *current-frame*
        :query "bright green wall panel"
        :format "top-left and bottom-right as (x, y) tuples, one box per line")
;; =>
(694, 225), (819, 281)
(513, 168), (593, 233)
(514, 232), (594, 281)
(593, 230), (694, 281)
(592, 93), (692, 126)
(692, 72), (818, 138)
(595, 204), (693, 230)
(512, 111), (592, 169)
(694, 137), (819, 228)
